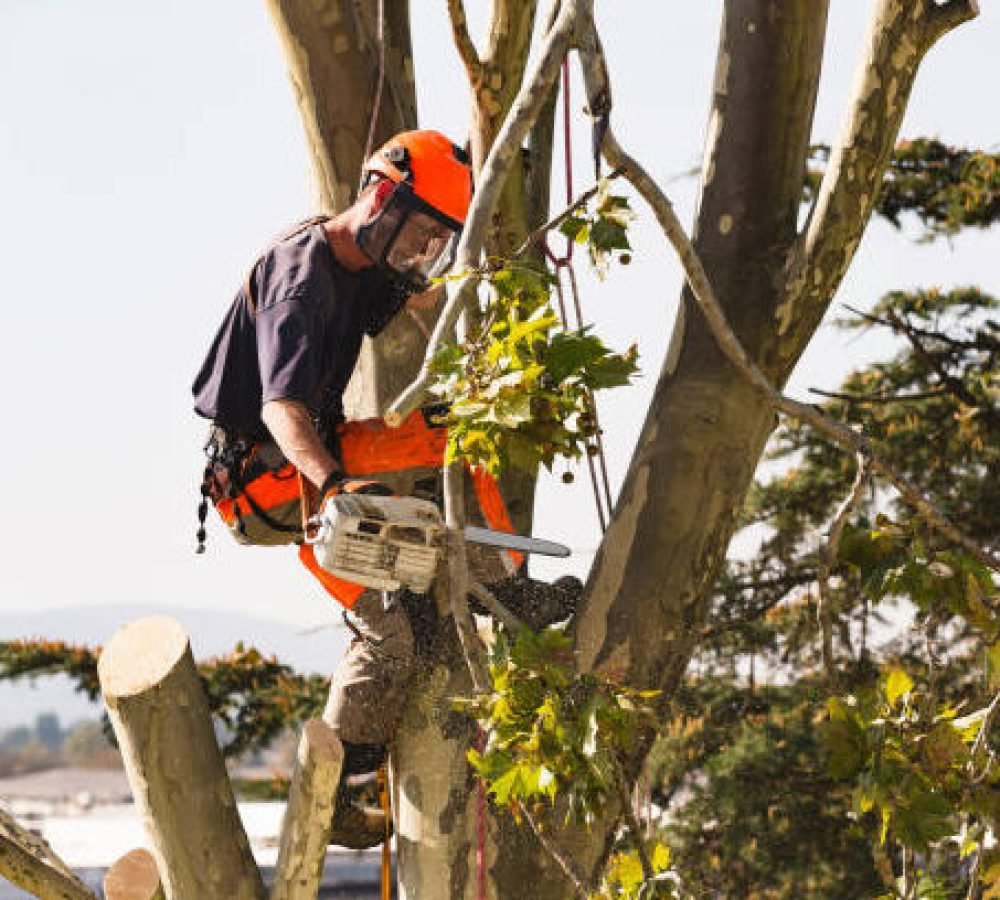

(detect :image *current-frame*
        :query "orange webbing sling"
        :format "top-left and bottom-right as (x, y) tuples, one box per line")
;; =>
(299, 408), (522, 607)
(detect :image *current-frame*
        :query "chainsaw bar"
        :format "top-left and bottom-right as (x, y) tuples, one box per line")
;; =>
(463, 526), (571, 558)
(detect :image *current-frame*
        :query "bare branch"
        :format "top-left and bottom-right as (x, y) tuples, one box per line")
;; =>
(385, 0), (589, 425)
(612, 756), (655, 883)
(969, 686), (1000, 782)
(0, 808), (97, 900)
(447, 0), (482, 86)
(575, 22), (1000, 577)
(469, 581), (527, 633)
(817, 451), (872, 681)
(444, 464), (489, 692)
(809, 386), (947, 406)
(518, 802), (594, 898)
(512, 166), (626, 259)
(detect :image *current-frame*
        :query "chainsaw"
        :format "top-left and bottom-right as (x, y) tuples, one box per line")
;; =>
(305, 493), (570, 593)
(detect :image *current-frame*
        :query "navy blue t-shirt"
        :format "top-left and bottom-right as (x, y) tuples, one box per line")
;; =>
(192, 223), (403, 438)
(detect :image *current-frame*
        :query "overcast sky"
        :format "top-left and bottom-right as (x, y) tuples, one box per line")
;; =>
(0, 1), (995, 665)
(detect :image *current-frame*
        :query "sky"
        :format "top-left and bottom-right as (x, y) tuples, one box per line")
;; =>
(0, 1), (995, 692)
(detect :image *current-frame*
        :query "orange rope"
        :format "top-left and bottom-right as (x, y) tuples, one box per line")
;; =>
(378, 765), (392, 900)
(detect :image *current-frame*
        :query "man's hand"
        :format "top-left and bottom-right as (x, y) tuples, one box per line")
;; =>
(261, 399), (340, 491)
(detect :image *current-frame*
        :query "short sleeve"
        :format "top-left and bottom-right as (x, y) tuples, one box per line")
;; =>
(256, 289), (322, 406)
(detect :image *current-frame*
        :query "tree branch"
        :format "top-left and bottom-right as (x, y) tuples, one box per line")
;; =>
(512, 166), (626, 260)
(817, 451), (872, 682)
(575, 22), (1000, 577)
(518, 802), (594, 899)
(0, 808), (97, 900)
(781, 0), (979, 351)
(385, 0), (588, 425)
(926, 0), (980, 44)
(446, 0), (482, 86)
(809, 386), (947, 406)
(469, 581), (527, 634)
(444, 464), (488, 692)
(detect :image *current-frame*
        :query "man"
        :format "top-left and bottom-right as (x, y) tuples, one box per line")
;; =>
(193, 130), (579, 847)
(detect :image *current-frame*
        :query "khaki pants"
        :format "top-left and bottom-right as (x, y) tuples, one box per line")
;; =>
(321, 467), (511, 748)
(322, 591), (416, 746)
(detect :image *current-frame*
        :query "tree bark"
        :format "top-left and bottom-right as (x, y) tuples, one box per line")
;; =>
(103, 849), (165, 900)
(269, 719), (343, 900)
(0, 807), (96, 900)
(99, 616), (264, 900)
(263, 0), (420, 421)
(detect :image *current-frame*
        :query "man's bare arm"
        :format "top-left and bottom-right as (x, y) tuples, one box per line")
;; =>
(261, 399), (340, 491)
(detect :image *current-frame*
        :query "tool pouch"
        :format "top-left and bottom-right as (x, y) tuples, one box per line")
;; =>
(203, 431), (304, 547)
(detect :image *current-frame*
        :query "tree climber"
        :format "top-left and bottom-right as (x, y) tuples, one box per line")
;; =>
(192, 130), (580, 847)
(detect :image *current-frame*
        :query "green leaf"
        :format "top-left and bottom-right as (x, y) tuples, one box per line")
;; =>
(650, 842), (672, 873)
(559, 216), (589, 243)
(885, 669), (914, 709)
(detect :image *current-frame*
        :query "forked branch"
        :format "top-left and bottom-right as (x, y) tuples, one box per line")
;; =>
(783, 0), (979, 345)
(447, 0), (482, 86)
(386, 0), (591, 425)
(574, 21), (1000, 576)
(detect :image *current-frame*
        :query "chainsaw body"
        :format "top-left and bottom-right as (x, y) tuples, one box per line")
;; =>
(306, 494), (444, 593)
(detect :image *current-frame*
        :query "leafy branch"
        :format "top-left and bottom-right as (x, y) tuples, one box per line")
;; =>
(456, 626), (675, 898)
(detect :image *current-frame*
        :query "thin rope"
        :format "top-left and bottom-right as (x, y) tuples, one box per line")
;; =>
(476, 727), (487, 900)
(542, 56), (616, 533)
(378, 765), (392, 900)
(359, 0), (387, 195)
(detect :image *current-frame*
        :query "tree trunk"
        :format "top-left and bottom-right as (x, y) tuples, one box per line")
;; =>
(103, 849), (165, 900)
(269, 720), (343, 900)
(263, 0), (420, 421)
(0, 807), (96, 900)
(99, 616), (264, 900)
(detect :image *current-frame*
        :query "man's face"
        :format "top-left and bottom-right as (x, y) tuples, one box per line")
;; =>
(355, 178), (459, 289)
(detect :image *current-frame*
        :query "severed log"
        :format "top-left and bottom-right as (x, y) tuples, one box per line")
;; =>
(98, 616), (264, 900)
(268, 719), (343, 900)
(0, 807), (97, 899)
(103, 848), (164, 900)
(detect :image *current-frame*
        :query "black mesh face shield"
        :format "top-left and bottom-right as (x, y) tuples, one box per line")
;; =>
(356, 181), (461, 291)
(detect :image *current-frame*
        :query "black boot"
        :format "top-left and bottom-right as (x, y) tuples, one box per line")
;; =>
(329, 773), (389, 850)
(329, 743), (391, 850)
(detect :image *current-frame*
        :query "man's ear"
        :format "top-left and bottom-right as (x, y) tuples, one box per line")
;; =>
(362, 177), (395, 214)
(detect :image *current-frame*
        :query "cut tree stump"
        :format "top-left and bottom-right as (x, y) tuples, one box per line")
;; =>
(269, 718), (343, 900)
(98, 615), (264, 900)
(103, 848), (164, 900)
(0, 807), (97, 899)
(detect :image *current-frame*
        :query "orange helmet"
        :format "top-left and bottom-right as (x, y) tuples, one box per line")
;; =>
(357, 130), (472, 289)
(362, 130), (472, 226)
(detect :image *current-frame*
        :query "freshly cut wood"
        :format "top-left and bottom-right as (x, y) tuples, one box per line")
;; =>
(98, 616), (264, 900)
(103, 848), (164, 900)
(0, 807), (96, 899)
(269, 719), (344, 900)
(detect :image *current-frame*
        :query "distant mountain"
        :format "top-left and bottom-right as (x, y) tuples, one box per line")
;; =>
(0, 605), (349, 729)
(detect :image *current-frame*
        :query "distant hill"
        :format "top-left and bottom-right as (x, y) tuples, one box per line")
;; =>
(0, 604), (349, 729)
